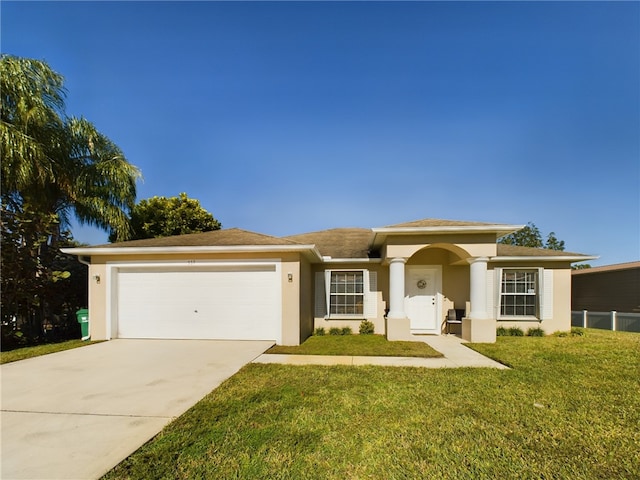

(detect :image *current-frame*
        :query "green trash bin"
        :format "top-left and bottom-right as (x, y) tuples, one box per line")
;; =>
(76, 308), (90, 340)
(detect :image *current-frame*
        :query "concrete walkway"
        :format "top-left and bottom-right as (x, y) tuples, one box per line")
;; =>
(253, 335), (509, 369)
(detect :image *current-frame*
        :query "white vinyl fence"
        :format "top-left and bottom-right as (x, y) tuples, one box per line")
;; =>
(571, 311), (640, 333)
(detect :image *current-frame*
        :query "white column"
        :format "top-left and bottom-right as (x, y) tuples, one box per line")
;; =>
(387, 257), (407, 319)
(468, 257), (489, 320)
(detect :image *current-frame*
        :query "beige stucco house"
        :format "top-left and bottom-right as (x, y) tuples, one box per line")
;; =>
(64, 218), (596, 345)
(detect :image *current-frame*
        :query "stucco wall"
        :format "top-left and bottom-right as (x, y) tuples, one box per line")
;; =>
(84, 251), (304, 343)
(313, 248), (474, 336)
(383, 233), (498, 260)
(87, 264), (107, 340)
(491, 263), (573, 334)
(442, 265), (470, 317)
(298, 258), (314, 344)
(280, 259), (301, 346)
(552, 269), (572, 332)
(80, 242), (576, 342)
(313, 263), (388, 334)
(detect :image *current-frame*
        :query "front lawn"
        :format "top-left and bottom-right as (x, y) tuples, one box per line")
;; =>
(266, 333), (443, 357)
(104, 329), (640, 480)
(0, 339), (101, 364)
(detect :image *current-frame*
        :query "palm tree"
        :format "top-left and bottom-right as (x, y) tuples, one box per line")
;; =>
(1, 54), (141, 342)
(1, 54), (141, 241)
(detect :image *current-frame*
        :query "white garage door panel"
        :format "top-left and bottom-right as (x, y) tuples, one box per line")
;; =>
(117, 266), (279, 340)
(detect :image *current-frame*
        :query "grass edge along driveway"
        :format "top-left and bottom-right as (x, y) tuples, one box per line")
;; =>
(103, 329), (640, 480)
(0, 339), (102, 364)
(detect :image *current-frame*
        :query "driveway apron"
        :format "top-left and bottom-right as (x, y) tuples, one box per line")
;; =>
(1, 339), (273, 480)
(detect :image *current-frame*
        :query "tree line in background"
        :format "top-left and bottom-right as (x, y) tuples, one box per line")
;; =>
(498, 222), (565, 250)
(498, 222), (590, 269)
(1, 54), (584, 350)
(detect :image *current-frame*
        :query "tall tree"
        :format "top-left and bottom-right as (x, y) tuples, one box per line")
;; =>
(499, 222), (544, 248)
(499, 222), (566, 251)
(544, 231), (565, 251)
(1, 55), (141, 241)
(111, 193), (221, 241)
(1, 54), (141, 345)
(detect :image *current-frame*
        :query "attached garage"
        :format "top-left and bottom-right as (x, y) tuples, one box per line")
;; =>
(115, 263), (281, 342)
(62, 228), (321, 345)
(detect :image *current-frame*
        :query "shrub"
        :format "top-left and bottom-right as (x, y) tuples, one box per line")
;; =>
(329, 327), (342, 335)
(0, 329), (27, 351)
(508, 327), (524, 337)
(496, 326), (509, 336)
(341, 326), (353, 335)
(571, 327), (585, 336)
(359, 320), (375, 335)
(314, 327), (325, 336)
(527, 327), (545, 337)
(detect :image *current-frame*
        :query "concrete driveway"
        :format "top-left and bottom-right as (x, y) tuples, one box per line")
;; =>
(1, 339), (273, 480)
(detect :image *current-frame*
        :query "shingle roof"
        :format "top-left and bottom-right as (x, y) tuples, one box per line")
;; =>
(96, 228), (304, 248)
(571, 261), (640, 275)
(497, 244), (592, 258)
(382, 218), (507, 228)
(285, 228), (373, 258)
(79, 223), (594, 261)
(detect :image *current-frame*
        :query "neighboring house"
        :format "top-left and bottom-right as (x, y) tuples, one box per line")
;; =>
(572, 262), (640, 313)
(63, 218), (596, 345)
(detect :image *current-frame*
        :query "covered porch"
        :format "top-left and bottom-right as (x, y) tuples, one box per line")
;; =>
(384, 244), (495, 342)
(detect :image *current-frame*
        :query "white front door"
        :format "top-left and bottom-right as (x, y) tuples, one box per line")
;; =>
(405, 266), (442, 334)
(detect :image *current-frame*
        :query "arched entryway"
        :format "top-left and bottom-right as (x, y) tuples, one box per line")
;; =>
(405, 245), (471, 335)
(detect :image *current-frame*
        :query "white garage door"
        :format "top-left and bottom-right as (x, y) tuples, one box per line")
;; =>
(116, 264), (280, 341)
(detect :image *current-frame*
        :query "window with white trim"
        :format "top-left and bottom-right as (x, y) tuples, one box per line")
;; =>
(315, 269), (377, 319)
(329, 270), (364, 315)
(499, 270), (539, 317)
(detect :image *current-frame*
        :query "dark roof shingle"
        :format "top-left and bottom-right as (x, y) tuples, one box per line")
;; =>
(86, 224), (593, 261)
(285, 228), (373, 258)
(497, 244), (591, 258)
(97, 228), (304, 248)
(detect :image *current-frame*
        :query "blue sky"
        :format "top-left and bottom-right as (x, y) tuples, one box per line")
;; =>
(2, 1), (639, 266)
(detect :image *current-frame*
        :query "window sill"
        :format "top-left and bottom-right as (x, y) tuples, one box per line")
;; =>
(326, 315), (365, 321)
(498, 316), (540, 322)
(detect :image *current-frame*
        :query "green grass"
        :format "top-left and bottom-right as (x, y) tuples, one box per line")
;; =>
(103, 329), (640, 480)
(0, 339), (101, 364)
(266, 334), (443, 358)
